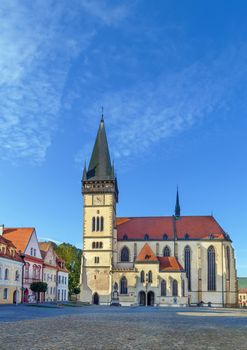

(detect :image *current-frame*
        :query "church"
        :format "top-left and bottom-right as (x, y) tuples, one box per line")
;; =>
(80, 117), (238, 307)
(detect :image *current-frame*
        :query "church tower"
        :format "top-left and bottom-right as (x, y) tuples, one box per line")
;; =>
(80, 116), (118, 305)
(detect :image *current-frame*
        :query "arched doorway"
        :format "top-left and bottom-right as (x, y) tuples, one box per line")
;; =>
(13, 290), (17, 304)
(24, 288), (29, 303)
(147, 291), (155, 306)
(93, 292), (99, 305)
(139, 291), (146, 306)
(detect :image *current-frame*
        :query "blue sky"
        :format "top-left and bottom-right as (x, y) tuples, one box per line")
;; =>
(0, 0), (247, 276)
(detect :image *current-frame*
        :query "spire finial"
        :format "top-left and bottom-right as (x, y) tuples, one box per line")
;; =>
(175, 186), (181, 217)
(101, 106), (104, 122)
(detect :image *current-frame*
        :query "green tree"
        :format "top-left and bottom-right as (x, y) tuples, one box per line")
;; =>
(30, 282), (48, 303)
(73, 287), (81, 301)
(55, 243), (82, 298)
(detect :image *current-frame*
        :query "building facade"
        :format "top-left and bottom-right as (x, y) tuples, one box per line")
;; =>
(80, 118), (238, 307)
(3, 227), (43, 303)
(0, 227), (23, 304)
(238, 288), (247, 307)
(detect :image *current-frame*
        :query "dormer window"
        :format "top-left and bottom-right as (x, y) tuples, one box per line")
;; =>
(163, 234), (168, 240)
(144, 234), (149, 241)
(123, 235), (128, 240)
(209, 234), (214, 239)
(184, 233), (189, 240)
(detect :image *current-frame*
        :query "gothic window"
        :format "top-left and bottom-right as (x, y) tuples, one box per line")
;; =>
(208, 246), (216, 291)
(123, 235), (128, 240)
(163, 234), (168, 240)
(172, 279), (178, 296)
(92, 242), (95, 249)
(120, 276), (128, 294)
(4, 288), (8, 300)
(96, 242), (99, 249)
(184, 245), (191, 291)
(121, 247), (129, 262)
(92, 217), (96, 231)
(4, 268), (9, 280)
(100, 242), (103, 249)
(148, 270), (152, 283)
(144, 234), (149, 241)
(96, 217), (100, 231)
(140, 270), (145, 283)
(161, 280), (166, 296)
(226, 246), (231, 281)
(94, 257), (100, 264)
(100, 217), (104, 231)
(163, 246), (170, 257)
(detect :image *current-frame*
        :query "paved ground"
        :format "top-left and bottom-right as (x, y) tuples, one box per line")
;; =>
(0, 305), (247, 350)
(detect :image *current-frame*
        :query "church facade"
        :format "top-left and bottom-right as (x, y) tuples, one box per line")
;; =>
(80, 117), (237, 307)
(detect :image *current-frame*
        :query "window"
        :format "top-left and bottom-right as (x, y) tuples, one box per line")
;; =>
(163, 234), (168, 240)
(4, 268), (9, 280)
(58, 289), (60, 301)
(226, 246), (231, 281)
(33, 265), (37, 279)
(144, 234), (149, 241)
(99, 242), (103, 249)
(94, 257), (100, 264)
(4, 288), (8, 300)
(172, 280), (178, 296)
(184, 233), (190, 240)
(34, 249), (36, 257)
(62, 276), (64, 284)
(25, 263), (29, 279)
(184, 246), (191, 291)
(30, 248), (33, 256)
(92, 217), (96, 231)
(163, 246), (170, 257)
(65, 277), (67, 285)
(148, 270), (152, 283)
(123, 235), (128, 240)
(120, 276), (128, 294)
(59, 275), (61, 284)
(15, 270), (19, 281)
(121, 247), (129, 262)
(101, 217), (104, 231)
(208, 246), (216, 291)
(140, 270), (145, 283)
(96, 217), (100, 231)
(161, 280), (166, 296)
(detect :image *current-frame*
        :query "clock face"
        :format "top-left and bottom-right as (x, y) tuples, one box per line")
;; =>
(94, 195), (104, 205)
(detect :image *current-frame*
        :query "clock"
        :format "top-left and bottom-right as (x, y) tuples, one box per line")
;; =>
(94, 194), (104, 205)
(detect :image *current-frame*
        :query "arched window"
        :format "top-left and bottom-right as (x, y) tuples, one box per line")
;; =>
(92, 217), (96, 231)
(172, 279), (178, 296)
(184, 245), (191, 291)
(208, 246), (216, 291)
(100, 242), (103, 248)
(148, 270), (152, 283)
(4, 288), (8, 300)
(15, 270), (19, 281)
(96, 217), (100, 231)
(30, 248), (33, 256)
(163, 234), (168, 240)
(163, 246), (170, 257)
(120, 276), (128, 294)
(121, 247), (129, 262)
(92, 242), (95, 249)
(140, 270), (145, 283)
(100, 217), (104, 231)
(96, 242), (99, 249)
(24, 263), (29, 279)
(144, 234), (149, 241)
(33, 265), (37, 279)
(226, 246), (231, 281)
(4, 268), (9, 280)
(37, 266), (41, 280)
(161, 280), (166, 296)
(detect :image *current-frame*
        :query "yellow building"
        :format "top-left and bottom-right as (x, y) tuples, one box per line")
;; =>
(80, 118), (238, 307)
(0, 226), (23, 304)
(238, 288), (247, 307)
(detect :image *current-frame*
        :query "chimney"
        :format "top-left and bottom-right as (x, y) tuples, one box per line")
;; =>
(0, 224), (4, 236)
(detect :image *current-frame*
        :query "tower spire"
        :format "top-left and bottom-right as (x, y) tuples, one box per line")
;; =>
(175, 186), (181, 217)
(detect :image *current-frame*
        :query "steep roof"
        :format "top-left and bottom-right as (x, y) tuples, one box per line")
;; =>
(3, 228), (35, 253)
(136, 243), (158, 262)
(85, 118), (113, 181)
(0, 235), (23, 262)
(116, 216), (227, 240)
(158, 257), (184, 271)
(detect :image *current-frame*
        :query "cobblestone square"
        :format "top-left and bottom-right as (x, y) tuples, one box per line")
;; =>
(0, 305), (247, 350)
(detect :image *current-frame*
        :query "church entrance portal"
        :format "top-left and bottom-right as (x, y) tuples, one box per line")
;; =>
(93, 293), (99, 305)
(147, 291), (154, 306)
(139, 291), (146, 306)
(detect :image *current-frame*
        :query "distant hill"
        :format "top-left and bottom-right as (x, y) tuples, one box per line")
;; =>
(238, 277), (247, 290)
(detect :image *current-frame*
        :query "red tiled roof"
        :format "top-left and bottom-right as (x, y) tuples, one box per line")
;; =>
(3, 228), (35, 253)
(239, 288), (247, 294)
(116, 216), (226, 240)
(136, 243), (158, 262)
(0, 235), (23, 262)
(158, 257), (184, 271)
